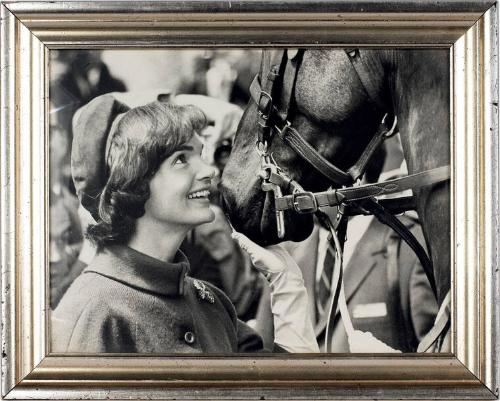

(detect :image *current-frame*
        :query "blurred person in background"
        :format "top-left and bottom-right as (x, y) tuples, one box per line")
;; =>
(50, 51), (127, 163)
(49, 122), (83, 308)
(50, 50), (127, 198)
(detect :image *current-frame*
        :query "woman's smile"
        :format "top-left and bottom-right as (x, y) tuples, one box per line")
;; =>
(187, 188), (211, 201)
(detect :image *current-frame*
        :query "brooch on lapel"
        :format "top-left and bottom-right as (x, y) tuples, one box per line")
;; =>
(193, 279), (215, 304)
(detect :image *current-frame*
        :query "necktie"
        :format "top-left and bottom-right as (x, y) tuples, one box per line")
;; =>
(316, 234), (335, 320)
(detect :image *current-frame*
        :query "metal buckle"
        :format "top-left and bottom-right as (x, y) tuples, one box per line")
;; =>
(257, 91), (273, 131)
(274, 120), (291, 136)
(292, 191), (318, 214)
(256, 140), (269, 156)
(258, 91), (272, 115)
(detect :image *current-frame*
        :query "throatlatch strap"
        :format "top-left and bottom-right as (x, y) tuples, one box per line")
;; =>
(347, 114), (396, 182)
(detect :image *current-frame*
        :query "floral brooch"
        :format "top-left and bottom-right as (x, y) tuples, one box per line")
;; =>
(192, 279), (215, 304)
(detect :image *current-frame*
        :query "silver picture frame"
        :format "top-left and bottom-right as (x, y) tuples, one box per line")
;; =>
(1, 1), (498, 399)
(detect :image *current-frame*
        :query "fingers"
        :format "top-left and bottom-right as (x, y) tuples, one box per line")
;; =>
(231, 231), (251, 253)
(231, 231), (284, 274)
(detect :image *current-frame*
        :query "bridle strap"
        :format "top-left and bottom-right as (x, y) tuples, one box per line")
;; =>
(277, 123), (354, 185)
(277, 49), (303, 122)
(251, 66), (398, 186)
(313, 212), (347, 338)
(255, 50), (286, 145)
(417, 290), (451, 352)
(347, 114), (397, 182)
(347, 196), (416, 217)
(251, 74), (354, 186)
(274, 165), (451, 212)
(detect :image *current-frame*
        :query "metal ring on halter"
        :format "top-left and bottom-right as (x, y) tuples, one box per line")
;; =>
(335, 204), (344, 222)
(256, 140), (269, 156)
(382, 114), (398, 138)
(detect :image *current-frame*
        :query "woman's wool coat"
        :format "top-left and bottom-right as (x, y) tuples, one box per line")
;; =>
(51, 245), (264, 353)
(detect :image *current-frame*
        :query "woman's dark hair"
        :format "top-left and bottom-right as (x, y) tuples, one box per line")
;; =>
(86, 101), (207, 247)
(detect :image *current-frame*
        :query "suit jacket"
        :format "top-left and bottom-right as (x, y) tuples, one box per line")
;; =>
(325, 215), (438, 352)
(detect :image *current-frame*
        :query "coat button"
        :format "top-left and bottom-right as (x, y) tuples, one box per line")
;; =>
(184, 331), (195, 345)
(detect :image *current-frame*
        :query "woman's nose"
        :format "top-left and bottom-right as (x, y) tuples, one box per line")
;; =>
(196, 158), (217, 181)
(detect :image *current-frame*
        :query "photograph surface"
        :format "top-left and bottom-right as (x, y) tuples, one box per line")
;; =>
(48, 48), (451, 354)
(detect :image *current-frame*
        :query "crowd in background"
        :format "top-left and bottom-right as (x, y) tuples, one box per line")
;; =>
(49, 50), (438, 352)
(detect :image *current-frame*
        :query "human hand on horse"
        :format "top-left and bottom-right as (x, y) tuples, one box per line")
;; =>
(232, 231), (319, 353)
(232, 231), (301, 281)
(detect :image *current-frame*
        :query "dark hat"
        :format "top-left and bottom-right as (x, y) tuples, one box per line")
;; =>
(71, 94), (129, 220)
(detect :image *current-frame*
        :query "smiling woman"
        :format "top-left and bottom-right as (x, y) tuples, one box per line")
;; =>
(138, 136), (217, 253)
(50, 93), (318, 354)
(81, 100), (211, 248)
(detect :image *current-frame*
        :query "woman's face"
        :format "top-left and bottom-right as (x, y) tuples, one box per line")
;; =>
(144, 135), (217, 230)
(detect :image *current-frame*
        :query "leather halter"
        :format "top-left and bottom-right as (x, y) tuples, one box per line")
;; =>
(250, 49), (450, 212)
(250, 49), (450, 301)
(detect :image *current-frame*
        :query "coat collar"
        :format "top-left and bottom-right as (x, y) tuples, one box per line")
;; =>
(84, 245), (189, 296)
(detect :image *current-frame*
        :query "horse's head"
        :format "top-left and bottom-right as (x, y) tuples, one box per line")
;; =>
(220, 50), (386, 245)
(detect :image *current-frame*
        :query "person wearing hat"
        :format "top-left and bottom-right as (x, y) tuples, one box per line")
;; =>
(51, 94), (318, 353)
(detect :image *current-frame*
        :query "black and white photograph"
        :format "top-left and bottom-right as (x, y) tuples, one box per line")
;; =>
(2, 1), (498, 399)
(48, 48), (451, 354)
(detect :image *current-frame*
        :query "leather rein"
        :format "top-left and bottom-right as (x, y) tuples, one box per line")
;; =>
(249, 49), (451, 351)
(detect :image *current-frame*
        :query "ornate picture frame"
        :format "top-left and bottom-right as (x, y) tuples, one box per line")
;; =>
(1, 1), (498, 399)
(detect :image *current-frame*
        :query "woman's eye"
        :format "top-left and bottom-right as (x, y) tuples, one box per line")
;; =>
(174, 154), (187, 165)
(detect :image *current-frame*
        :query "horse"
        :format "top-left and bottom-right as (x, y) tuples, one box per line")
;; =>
(220, 49), (451, 351)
